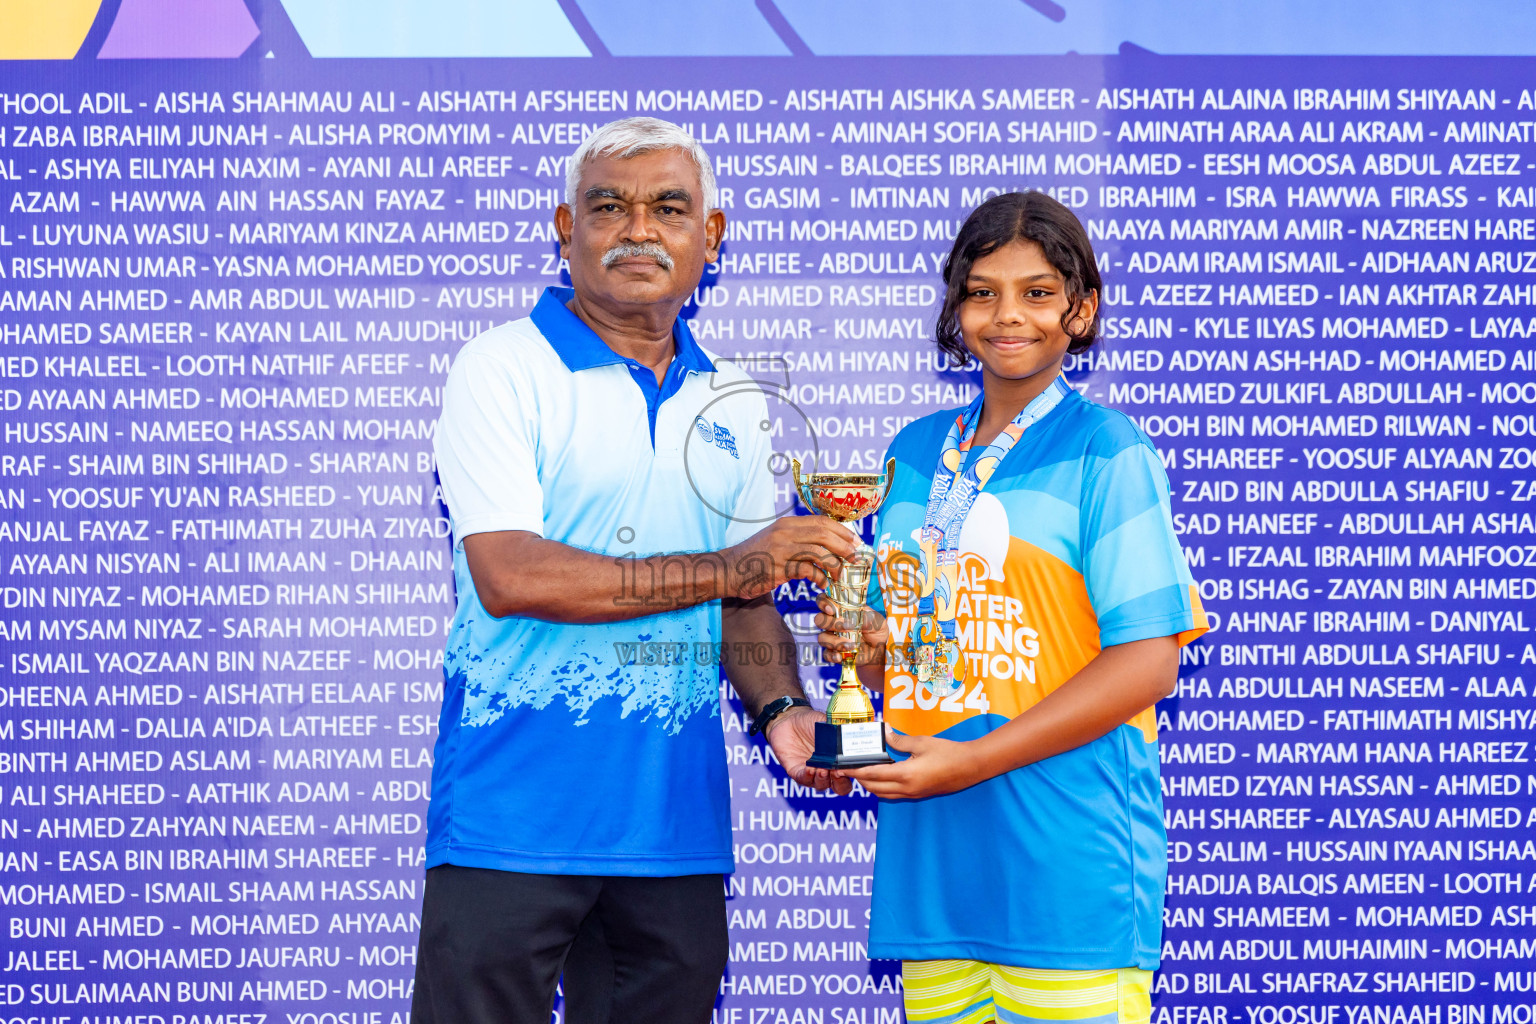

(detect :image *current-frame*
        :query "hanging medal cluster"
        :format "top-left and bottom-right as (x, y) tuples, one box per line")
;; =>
(904, 377), (1071, 696)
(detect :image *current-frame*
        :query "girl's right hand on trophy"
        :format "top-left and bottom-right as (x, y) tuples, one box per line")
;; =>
(814, 595), (889, 664)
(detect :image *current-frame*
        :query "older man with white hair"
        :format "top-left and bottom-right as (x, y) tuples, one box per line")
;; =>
(411, 117), (856, 1024)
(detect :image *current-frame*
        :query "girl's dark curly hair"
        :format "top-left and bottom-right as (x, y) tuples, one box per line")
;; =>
(933, 191), (1102, 366)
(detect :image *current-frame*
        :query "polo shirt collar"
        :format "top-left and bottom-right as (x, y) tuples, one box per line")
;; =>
(532, 286), (714, 375)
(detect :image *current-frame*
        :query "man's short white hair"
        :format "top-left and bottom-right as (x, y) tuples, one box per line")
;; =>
(565, 116), (719, 213)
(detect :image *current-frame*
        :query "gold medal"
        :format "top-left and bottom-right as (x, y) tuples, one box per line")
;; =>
(902, 615), (940, 684)
(913, 644), (934, 684)
(931, 639), (965, 695)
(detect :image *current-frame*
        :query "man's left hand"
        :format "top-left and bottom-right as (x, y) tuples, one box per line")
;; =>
(764, 706), (853, 796)
(839, 730), (984, 800)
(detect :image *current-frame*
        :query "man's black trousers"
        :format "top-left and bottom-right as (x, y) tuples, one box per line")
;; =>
(410, 865), (727, 1024)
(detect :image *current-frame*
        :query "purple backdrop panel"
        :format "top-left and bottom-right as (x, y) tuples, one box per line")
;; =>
(97, 0), (259, 58)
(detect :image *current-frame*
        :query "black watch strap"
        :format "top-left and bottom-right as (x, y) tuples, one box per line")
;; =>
(748, 696), (812, 737)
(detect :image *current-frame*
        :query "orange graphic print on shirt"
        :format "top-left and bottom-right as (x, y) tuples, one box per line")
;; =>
(881, 536), (1162, 743)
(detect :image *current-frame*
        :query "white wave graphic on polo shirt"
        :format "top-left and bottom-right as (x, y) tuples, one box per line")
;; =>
(447, 619), (720, 734)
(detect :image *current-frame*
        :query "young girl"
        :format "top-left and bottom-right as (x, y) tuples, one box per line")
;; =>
(818, 190), (1207, 1024)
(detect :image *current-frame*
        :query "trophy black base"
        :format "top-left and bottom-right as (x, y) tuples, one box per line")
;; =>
(806, 720), (895, 770)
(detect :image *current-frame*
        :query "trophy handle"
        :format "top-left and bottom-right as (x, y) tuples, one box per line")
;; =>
(790, 457), (812, 513)
(876, 457), (896, 507)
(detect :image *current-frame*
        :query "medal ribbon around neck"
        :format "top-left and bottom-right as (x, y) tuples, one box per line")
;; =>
(909, 376), (1071, 695)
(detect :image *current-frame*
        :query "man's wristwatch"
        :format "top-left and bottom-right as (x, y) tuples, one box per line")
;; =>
(747, 696), (812, 737)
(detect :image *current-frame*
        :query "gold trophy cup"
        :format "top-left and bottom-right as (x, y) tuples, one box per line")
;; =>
(792, 457), (897, 769)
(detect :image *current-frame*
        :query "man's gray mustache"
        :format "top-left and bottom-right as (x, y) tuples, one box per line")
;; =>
(602, 242), (674, 271)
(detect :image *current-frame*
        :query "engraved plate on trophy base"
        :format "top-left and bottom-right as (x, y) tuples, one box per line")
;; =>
(806, 720), (894, 770)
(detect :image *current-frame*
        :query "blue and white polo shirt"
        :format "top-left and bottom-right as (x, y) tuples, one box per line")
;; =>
(428, 286), (776, 876)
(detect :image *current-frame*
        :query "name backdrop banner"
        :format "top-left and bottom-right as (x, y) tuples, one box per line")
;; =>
(1, 49), (1534, 1024)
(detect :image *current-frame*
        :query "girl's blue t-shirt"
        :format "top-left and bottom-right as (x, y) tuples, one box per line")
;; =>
(867, 387), (1208, 969)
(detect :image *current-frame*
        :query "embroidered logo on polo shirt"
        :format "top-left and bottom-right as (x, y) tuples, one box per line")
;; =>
(693, 417), (739, 459)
